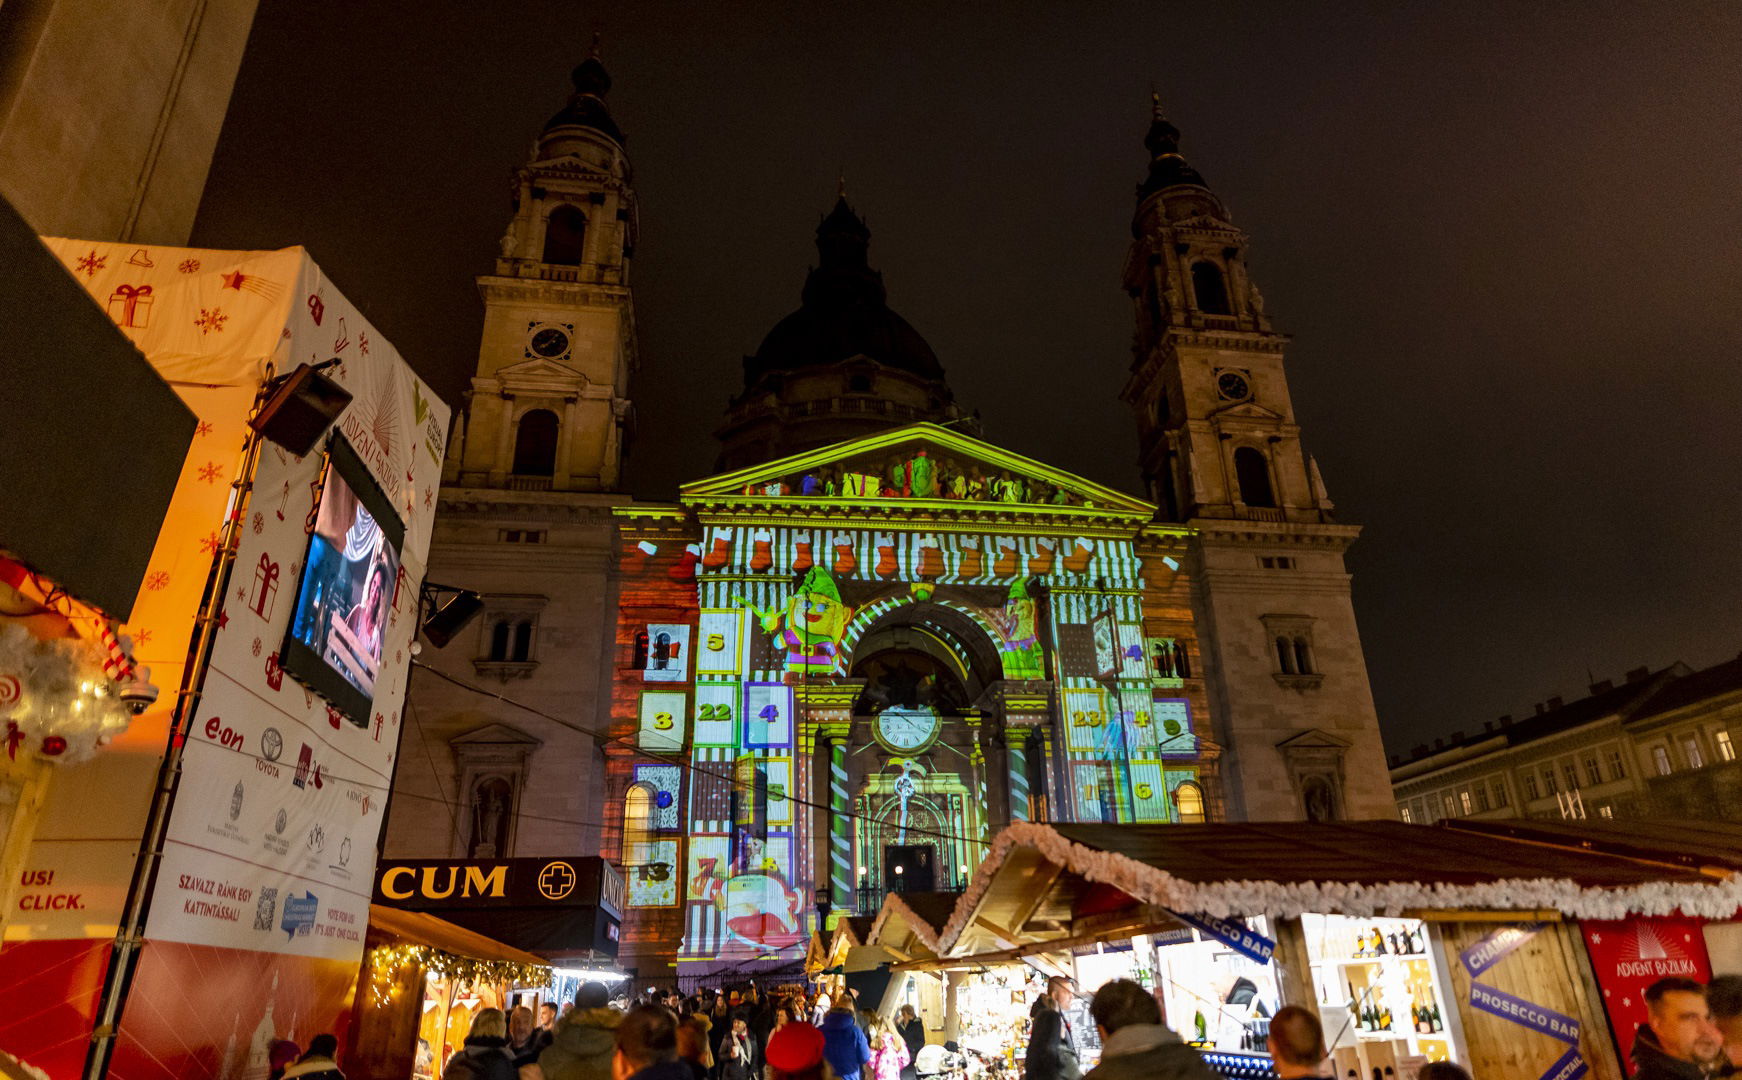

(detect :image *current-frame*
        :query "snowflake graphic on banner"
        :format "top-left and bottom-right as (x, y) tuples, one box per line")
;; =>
(178, 258), (200, 273)
(146, 572), (170, 592)
(75, 250), (106, 277)
(199, 532), (221, 555)
(196, 421), (214, 437)
(198, 462), (223, 484)
(195, 307), (227, 334)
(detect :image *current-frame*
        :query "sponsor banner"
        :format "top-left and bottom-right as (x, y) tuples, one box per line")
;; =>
(147, 838), (368, 961)
(1581, 917), (1711, 1066)
(4, 839), (136, 941)
(1171, 910), (1275, 965)
(1460, 922), (1544, 979)
(1467, 980), (1580, 1045)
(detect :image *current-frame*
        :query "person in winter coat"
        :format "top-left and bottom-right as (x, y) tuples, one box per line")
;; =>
(1264, 1006), (1334, 1080)
(894, 1006), (925, 1063)
(1079, 980), (1215, 1080)
(269, 1040), (302, 1080)
(1025, 978), (1082, 1080)
(442, 1009), (518, 1080)
(1631, 977), (1726, 1080)
(676, 1014), (714, 1080)
(283, 1034), (346, 1080)
(719, 1015), (758, 1080)
(864, 1015), (909, 1080)
(509, 1007), (543, 1068)
(614, 1005), (694, 1080)
(540, 982), (623, 1080)
(821, 1004), (872, 1080)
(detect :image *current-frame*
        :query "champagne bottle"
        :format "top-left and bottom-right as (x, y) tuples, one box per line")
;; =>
(1430, 1002), (1442, 1032)
(1372, 927), (1388, 955)
(1194, 1009), (1207, 1042)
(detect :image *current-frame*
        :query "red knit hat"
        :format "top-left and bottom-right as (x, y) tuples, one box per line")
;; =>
(765, 1022), (825, 1071)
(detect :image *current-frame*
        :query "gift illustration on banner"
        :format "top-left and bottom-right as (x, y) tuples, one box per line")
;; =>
(107, 285), (153, 328)
(249, 554), (280, 620)
(307, 293), (325, 325)
(265, 651), (283, 692)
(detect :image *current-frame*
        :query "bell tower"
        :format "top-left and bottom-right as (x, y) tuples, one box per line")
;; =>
(1121, 96), (1394, 821)
(447, 44), (638, 492)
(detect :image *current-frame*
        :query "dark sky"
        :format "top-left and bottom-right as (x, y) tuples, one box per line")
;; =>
(193, 0), (1742, 753)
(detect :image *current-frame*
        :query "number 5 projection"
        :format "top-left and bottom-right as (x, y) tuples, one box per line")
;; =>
(743, 683), (793, 749)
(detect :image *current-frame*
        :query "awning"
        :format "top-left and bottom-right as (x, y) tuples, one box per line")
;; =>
(369, 904), (548, 966)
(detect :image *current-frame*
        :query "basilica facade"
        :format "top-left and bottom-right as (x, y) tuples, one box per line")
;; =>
(384, 55), (1394, 985)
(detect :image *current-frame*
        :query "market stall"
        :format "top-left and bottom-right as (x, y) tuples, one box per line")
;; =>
(919, 820), (1742, 1080)
(352, 904), (552, 1080)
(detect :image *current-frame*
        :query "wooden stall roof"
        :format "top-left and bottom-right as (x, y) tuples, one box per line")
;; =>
(866, 890), (964, 958)
(368, 904), (549, 967)
(1441, 818), (1742, 874)
(1045, 821), (1717, 888)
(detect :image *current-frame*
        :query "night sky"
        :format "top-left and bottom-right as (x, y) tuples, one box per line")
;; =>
(192, 1), (1742, 753)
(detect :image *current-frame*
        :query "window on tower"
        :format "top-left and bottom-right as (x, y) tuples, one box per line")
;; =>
(512, 409), (559, 476)
(1233, 446), (1275, 507)
(1191, 261), (1231, 315)
(543, 204), (588, 265)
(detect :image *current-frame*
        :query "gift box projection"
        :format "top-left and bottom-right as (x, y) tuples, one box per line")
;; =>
(608, 424), (1214, 981)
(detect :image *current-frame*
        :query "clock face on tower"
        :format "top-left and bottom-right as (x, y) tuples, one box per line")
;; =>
(529, 326), (571, 359)
(874, 706), (942, 754)
(1216, 369), (1251, 402)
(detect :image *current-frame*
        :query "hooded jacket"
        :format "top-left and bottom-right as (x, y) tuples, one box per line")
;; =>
(539, 1007), (623, 1080)
(1630, 1023), (1721, 1080)
(281, 1057), (345, 1080)
(1025, 1006), (1081, 1080)
(1081, 1024), (1218, 1080)
(442, 1036), (517, 1080)
(821, 1011), (872, 1080)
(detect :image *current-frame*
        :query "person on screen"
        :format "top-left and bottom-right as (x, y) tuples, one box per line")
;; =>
(345, 560), (388, 662)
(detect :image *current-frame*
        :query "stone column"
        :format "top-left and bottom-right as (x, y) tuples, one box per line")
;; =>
(944, 970), (965, 1043)
(1006, 725), (1032, 822)
(553, 394), (578, 489)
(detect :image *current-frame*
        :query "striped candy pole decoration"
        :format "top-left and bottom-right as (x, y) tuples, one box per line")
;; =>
(1007, 728), (1030, 822)
(828, 736), (853, 915)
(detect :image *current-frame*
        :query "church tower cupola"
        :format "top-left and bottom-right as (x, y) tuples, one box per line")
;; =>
(444, 48), (639, 492)
(717, 192), (969, 471)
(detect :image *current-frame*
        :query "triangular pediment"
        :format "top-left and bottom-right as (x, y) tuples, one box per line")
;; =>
(681, 422), (1152, 514)
(451, 722), (542, 747)
(491, 356), (586, 390)
(1211, 399), (1284, 423)
(1275, 728), (1352, 751)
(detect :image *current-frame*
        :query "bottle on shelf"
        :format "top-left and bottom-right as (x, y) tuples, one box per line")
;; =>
(1193, 1009), (1207, 1043)
(1430, 1001), (1443, 1033)
(1371, 927), (1388, 955)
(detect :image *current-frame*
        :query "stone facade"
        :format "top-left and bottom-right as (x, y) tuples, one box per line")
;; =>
(1390, 654), (1742, 823)
(1120, 99), (1394, 821)
(0, 0), (259, 242)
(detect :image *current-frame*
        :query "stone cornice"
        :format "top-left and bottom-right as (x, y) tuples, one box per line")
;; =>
(476, 275), (633, 309)
(1189, 518), (1362, 549)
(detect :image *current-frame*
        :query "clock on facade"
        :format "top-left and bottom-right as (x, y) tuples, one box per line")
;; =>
(873, 706), (942, 754)
(1216, 369), (1251, 402)
(528, 325), (572, 359)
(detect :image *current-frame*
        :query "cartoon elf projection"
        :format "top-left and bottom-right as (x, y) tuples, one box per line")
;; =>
(989, 577), (1045, 679)
(735, 566), (855, 676)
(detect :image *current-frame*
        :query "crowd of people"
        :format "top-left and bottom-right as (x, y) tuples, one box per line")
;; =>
(263, 969), (1742, 1080)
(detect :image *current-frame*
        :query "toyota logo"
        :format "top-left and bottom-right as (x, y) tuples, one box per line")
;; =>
(538, 860), (577, 901)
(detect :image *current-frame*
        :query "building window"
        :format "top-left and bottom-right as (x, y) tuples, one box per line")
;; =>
(622, 784), (655, 870)
(1473, 785), (1490, 812)
(1652, 745), (1672, 776)
(1174, 781), (1206, 824)
(542, 204), (588, 265)
(1491, 780), (1509, 808)
(1191, 260), (1232, 315)
(1441, 793), (1457, 817)
(1259, 556), (1296, 570)
(1275, 636), (1295, 675)
(1523, 773), (1539, 800)
(1598, 804), (1614, 819)
(1718, 731), (1736, 762)
(1683, 737), (1704, 770)
(1234, 446), (1276, 508)
(1293, 637), (1315, 675)
(1583, 756), (1602, 787)
(1606, 748), (1626, 780)
(512, 409), (560, 476)
(1399, 804), (1413, 823)
(500, 529), (547, 544)
(1542, 768), (1559, 796)
(1413, 798), (1432, 823)
(1562, 762), (1580, 791)
(487, 618), (536, 662)
(1458, 790), (1473, 815)
(847, 373), (872, 393)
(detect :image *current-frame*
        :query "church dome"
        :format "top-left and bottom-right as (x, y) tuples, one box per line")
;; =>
(743, 196), (945, 385)
(540, 50), (623, 152)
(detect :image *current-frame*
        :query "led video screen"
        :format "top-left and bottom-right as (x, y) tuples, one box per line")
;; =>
(280, 434), (404, 725)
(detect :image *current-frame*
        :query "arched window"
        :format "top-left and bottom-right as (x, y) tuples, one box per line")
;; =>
(512, 620), (534, 662)
(651, 631), (672, 670)
(1173, 641), (1192, 679)
(631, 630), (650, 669)
(1234, 446), (1274, 508)
(1275, 636), (1295, 674)
(489, 620), (511, 661)
(542, 205), (588, 266)
(1293, 636), (1313, 675)
(1191, 261), (1231, 315)
(622, 785), (654, 869)
(1174, 781), (1206, 824)
(512, 409), (559, 476)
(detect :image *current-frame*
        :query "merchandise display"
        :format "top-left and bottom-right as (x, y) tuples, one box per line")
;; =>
(1303, 914), (1462, 1069)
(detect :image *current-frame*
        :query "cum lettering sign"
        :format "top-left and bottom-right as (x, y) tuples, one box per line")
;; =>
(372, 856), (612, 910)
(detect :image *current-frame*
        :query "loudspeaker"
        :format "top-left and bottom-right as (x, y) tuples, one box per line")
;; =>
(250, 362), (352, 456)
(421, 590), (484, 649)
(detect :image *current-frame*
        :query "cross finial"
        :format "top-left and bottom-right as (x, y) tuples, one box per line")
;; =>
(589, 30), (602, 58)
(838, 171), (847, 198)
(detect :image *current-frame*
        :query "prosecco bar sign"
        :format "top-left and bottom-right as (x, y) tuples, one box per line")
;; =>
(374, 856), (623, 917)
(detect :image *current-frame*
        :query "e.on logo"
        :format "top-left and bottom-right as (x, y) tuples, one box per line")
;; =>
(379, 864), (506, 901)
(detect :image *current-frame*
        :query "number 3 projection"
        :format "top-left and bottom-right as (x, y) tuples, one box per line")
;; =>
(639, 690), (687, 751)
